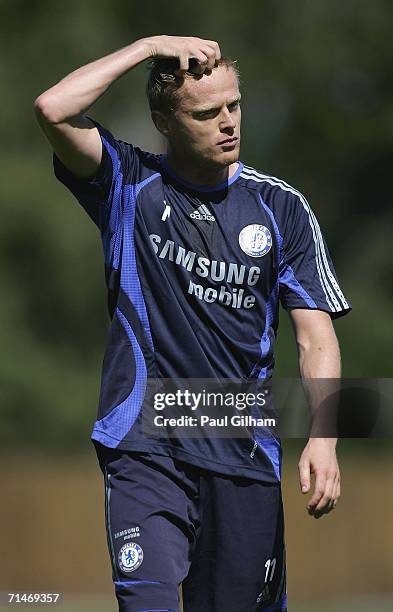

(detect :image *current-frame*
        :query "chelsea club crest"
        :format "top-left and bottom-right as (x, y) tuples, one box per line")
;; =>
(239, 224), (272, 257)
(118, 542), (144, 573)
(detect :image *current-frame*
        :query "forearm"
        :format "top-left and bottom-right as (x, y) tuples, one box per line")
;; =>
(298, 325), (341, 442)
(298, 328), (341, 378)
(33, 35), (220, 178)
(34, 38), (152, 124)
(289, 291), (343, 516)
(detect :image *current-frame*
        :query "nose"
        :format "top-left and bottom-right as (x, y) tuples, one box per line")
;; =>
(219, 107), (236, 131)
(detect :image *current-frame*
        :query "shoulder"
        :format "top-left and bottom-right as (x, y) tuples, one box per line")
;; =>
(239, 164), (306, 205)
(119, 142), (162, 187)
(239, 163), (314, 225)
(91, 119), (161, 185)
(112, 138), (161, 175)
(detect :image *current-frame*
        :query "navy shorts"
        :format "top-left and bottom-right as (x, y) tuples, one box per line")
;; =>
(94, 441), (287, 612)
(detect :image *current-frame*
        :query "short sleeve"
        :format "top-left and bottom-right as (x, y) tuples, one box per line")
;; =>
(53, 119), (138, 232)
(278, 194), (352, 319)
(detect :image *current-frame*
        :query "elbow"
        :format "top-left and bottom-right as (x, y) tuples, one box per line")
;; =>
(296, 332), (338, 356)
(297, 333), (341, 377)
(296, 332), (319, 356)
(296, 338), (313, 369)
(33, 91), (63, 125)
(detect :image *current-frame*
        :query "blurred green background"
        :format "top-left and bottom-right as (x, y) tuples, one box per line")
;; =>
(0, 0), (392, 610)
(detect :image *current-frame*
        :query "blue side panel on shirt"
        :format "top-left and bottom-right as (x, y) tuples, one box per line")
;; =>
(254, 196), (282, 480)
(254, 282), (281, 481)
(100, 136), (124, 265)
(96, 310), (136, 419)
(121, 176), (160, 352)
(279, 263), (317, 308)
(92, 307), (147, 446)
(253, 195), (281, 380)
(117, 288), (158, 378)
(92, 174), (161, 447)
(255, 282), (279, 380)
(255, 437), (282, 481)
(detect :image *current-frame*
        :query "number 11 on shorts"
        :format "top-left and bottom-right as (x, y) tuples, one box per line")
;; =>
(264, 557), (276, 582)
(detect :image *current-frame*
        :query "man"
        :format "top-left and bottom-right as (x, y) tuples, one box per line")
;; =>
(34, 35), (350, 612)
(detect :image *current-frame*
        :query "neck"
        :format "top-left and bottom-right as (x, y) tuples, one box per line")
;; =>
(166, 151), (238, 187)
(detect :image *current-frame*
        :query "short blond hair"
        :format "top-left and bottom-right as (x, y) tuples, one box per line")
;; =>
(146, 57), (239, 114)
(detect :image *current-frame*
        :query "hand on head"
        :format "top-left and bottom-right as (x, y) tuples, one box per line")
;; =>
(145, 35), (221, 76)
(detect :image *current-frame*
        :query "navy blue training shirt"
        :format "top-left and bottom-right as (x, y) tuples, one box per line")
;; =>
(53, 120), (351, 483)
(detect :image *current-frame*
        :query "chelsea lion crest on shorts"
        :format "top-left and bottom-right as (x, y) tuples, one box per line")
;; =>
(118, 542), (144, 573)
(239, 224), (272, 257)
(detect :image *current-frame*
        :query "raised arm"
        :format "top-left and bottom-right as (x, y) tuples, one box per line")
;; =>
(33, 36), (221, 178)
(289, 308), (341, 519)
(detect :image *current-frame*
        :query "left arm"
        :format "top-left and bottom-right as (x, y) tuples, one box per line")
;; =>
(289, 308), (341, 519)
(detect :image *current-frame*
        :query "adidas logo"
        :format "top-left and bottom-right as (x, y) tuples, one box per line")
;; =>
(190, 203), (215, 222)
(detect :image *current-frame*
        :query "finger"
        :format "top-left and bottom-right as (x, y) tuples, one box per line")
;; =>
(327, 478), (338, 511)
(333, 475), (341, 506)
(188, 51), (210, 74)
(177, 53), (190, 73)
(202, 39), (222, 60)
(298, 458), (310, 494)
(175, 53), (205, 76)
(324, 470), (341, 514)
(307, 471), (326, 514)
(201, 44), (220, 70)
(316, 471), (336, 510)
(200, 48), (216, 72)
(329, 477), (339, 511)
(325, 476), (340, 513)
(314, 473), (335, 516)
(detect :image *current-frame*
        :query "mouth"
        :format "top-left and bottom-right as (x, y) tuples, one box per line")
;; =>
(218, 136), (238, 146)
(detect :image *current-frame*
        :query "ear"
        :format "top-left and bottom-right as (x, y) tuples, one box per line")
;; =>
(151, 111), (170, 137)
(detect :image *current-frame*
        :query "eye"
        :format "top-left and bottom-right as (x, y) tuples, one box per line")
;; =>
(194, 109), (219, 120)
(228, 100), (241, 112)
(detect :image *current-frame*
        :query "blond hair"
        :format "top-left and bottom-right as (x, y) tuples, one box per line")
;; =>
(146, 57), (239, 114)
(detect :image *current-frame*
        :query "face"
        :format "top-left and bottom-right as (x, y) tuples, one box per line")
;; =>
(155, 65), (241, 169)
